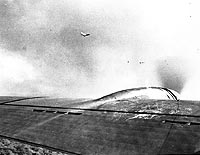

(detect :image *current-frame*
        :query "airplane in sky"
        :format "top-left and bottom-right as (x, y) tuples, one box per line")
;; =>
(0, 86), (200, 154)
(80, 32), (90, 37)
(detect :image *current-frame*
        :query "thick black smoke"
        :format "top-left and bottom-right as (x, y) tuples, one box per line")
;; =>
(156, 57), (189, 93)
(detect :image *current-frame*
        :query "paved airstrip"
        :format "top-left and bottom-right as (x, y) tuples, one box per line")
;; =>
(1, 97), (200, 154)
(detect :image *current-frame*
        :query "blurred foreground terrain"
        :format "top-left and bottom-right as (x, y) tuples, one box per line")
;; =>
(0, 138), (67, 155)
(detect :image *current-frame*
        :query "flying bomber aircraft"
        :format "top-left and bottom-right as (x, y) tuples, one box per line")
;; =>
(0, 86), (200, 154)
(80, 32), (90, 37)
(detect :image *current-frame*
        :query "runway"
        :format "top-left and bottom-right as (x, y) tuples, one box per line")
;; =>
(1, 96), (200, 154)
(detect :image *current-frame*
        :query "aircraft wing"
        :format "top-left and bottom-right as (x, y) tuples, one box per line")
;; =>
(1, 97), (200, 154)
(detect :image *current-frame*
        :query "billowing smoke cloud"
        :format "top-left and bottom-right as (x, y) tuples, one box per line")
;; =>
(156, 57), (189, 93)
(0, 48), (43, 96)
(1, 0), (200, 99)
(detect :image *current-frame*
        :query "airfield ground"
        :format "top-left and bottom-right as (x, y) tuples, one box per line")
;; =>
(0, 138), (67, 155)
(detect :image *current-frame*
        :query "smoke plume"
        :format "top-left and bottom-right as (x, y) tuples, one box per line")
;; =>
(156, 57), (189, 93)
(0, 0), (200, 99)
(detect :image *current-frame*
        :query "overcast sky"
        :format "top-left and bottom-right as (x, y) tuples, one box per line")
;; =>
(0, 0), (200, 99)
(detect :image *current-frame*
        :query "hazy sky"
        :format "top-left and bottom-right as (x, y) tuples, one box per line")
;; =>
(0, 0), (200, 99)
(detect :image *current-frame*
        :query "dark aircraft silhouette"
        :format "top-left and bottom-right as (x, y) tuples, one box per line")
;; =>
(80, 32), (90, 37)
(1, 86), (200, 154)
